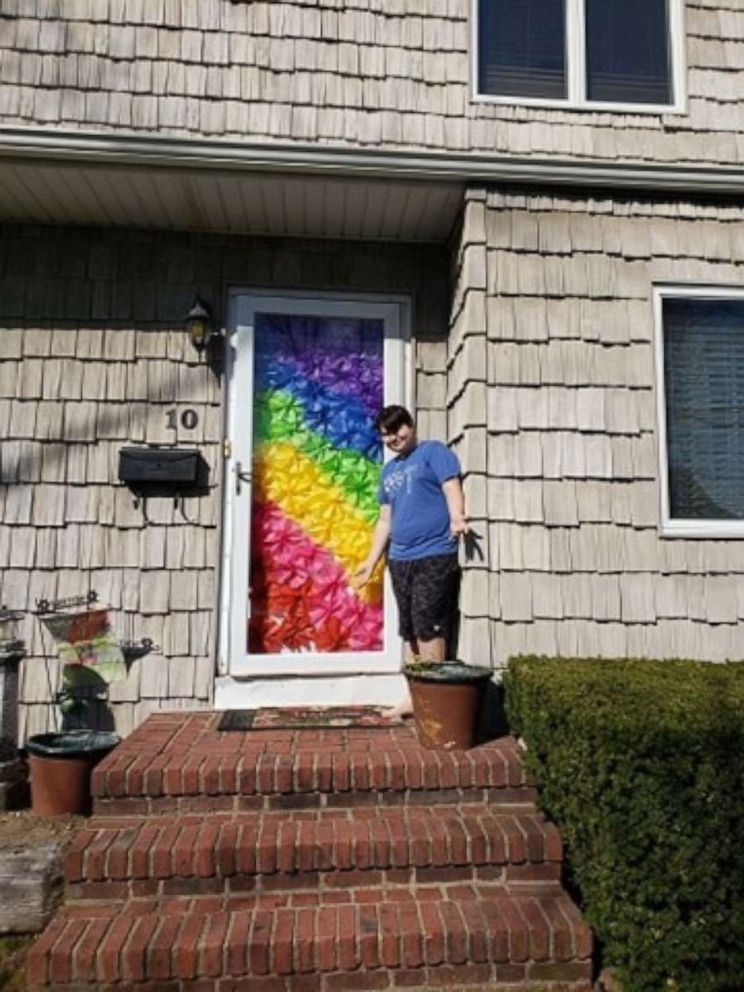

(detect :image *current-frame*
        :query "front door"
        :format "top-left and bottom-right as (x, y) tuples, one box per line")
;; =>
(223, 292), (410, 678)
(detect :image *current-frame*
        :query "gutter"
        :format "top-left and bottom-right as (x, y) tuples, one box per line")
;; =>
(1, 125), (744, 197)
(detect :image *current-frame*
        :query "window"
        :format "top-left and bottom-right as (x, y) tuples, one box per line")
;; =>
(655, 288), (744, 537)
(476, 0), (683, 111)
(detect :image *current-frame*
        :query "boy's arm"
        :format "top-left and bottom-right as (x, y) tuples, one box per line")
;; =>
(442, 477), (468, 538)
(353, 505), (392, 586)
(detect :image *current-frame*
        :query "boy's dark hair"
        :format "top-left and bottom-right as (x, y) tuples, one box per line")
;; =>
(375, 405), (414, 434)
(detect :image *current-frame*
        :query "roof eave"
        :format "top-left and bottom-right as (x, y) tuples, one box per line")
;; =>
(2, 126), (744, 197)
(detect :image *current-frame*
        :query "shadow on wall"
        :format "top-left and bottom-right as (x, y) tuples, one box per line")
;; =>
(57, 663), (117, 733)
(0, 320), (224, 486)
(1, 223), (451, 736)
(0, 314), (218, 732)
(479, 681), (510, 742)
(61, 692), (117, 734)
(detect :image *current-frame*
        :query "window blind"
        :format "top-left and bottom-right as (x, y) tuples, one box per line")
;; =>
(478, 0), (566, 99)
(585, 0), (671, 104)
(664, 299), (744, 520)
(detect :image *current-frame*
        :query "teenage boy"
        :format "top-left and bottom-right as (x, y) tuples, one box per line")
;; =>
(354, 405), (468, 717)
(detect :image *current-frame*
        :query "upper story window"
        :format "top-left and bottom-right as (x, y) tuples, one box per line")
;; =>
(654, 288), (744, 538)
(475, 0), (684, 112)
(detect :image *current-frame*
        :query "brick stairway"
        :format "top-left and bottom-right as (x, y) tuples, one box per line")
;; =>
(27, 712), (593, 991)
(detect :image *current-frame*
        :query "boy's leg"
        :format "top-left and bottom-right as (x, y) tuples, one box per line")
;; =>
(383, 562), (416, 719)
(411, 554), (460, 658)
(417, 636), (447, 662)
(384, 555), (459, 720)
(383, 635), (446, 719)
(383, 638), (418, 719)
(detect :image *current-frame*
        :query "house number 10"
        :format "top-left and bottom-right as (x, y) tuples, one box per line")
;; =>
(166, 408), (199, 430)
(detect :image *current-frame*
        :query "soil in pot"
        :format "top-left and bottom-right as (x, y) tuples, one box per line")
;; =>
(404, 662), (492, 750)
(26, 731), (119, 817)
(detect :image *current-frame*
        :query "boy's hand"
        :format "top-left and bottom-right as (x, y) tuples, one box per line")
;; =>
(450, 515), (469, 539)
(352, 562), (374, 588)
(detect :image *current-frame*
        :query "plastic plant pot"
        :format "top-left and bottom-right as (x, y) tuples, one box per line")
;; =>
(403, 662), (492, 751)
(26, 730), (119, 817)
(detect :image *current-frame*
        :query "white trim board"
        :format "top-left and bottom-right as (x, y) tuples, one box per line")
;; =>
(214, 674), (407, 710)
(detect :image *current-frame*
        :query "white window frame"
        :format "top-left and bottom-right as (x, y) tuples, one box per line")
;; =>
(472, 0), (687, 114)
(654, 284), (744, 539)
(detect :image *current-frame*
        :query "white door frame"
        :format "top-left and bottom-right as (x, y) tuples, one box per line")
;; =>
(218, 288), (413, 685)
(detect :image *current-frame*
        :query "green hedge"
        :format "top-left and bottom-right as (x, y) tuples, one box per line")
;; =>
(503, 657), (744, 992)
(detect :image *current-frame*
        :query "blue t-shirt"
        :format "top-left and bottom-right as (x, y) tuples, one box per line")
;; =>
(378, 440), (461, 561)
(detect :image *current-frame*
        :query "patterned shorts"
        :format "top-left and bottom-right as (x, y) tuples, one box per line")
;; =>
(388, 553), (460, 643)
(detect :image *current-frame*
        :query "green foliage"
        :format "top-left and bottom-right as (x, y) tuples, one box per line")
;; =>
(503, 657), (744, 992)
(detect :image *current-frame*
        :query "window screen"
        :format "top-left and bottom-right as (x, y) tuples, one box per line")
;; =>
(585, 0), (671, 104)
(478, 0), (566, 100)
(663, 298), (744, 520)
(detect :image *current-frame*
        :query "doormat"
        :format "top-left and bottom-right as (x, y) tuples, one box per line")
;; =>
(217, 706), (405, 732)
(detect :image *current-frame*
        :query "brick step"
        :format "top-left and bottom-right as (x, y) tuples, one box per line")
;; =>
(92, 714), (534, 815)
(27, 890), (593, 990)
(64, 806), (563, 900)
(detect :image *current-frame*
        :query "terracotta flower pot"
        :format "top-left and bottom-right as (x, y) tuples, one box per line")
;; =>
(26, 731), (119, 817)
(404, 662), (492, 750)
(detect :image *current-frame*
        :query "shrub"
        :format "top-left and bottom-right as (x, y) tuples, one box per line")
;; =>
(503, 657), (744, 992)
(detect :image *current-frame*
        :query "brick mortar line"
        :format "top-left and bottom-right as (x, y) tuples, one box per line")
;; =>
(92, 787), (539, 816)
(65, 869), (564, 904)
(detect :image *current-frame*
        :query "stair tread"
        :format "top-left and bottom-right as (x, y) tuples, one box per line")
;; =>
(65, 806), (562, 884)
(92, 714), (530, 802)
(27, 890), (593, 987)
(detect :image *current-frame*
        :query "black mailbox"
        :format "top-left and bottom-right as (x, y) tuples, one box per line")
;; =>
(118, 448), (208, 490)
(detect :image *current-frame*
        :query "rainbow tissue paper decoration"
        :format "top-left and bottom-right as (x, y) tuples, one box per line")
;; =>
(249, 314), (385, 655)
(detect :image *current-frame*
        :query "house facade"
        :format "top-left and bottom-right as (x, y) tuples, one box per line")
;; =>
(2, 0), (744, 740)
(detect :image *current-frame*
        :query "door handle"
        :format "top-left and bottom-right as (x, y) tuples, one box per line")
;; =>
(235, 461), (252, 495)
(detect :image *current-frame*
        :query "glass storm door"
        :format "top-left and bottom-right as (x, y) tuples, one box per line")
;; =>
(224, 293), (409, 676)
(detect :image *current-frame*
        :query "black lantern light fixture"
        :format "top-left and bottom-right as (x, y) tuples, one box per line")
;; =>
(184, 296), (214, 351)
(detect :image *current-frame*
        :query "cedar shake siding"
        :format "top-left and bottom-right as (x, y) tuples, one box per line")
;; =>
(0, 1), (743, 169)
(2, 0), (744, 741)
(451, 187), (744, 669)
(0, 225), (447, 738)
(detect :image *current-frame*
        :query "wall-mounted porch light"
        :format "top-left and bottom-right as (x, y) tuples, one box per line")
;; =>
(184, 296), (214, 351)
